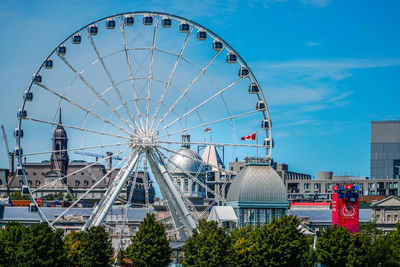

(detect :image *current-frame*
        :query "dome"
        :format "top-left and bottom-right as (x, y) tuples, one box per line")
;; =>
(226, 165), (287, 203)
(168, 147), (206, 173)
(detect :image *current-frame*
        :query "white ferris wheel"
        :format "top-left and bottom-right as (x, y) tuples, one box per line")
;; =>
(15, 12), (273, 241)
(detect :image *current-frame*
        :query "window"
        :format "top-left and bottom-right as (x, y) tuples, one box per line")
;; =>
(304, 183), (310, 189)
(75, 180), (80, 187)
(19, 180), (23, 186)
(28, 180), (32, 186)
(33, 172), (36, 175)
(394, 160), (400, 178)
(314, 183), (319, 190)
(81, 172), (84, 176)
(36, 180), (40, 186)
(84, 180), (89, 187)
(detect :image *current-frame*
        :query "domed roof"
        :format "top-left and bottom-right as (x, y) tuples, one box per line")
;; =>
(168, 147), (206, 174)
(226, 165), (287, 203)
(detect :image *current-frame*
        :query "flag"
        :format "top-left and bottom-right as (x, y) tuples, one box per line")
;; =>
(241, 133), (256, 140)
(204, 128), (211, 132)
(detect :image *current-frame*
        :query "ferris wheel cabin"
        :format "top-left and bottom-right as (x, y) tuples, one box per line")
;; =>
(179, 22), (190, 33)
(261, 119), (270, 130)
(256, 100), (266, 111)
(32, 74), (41, 83)
(71, 33), (81, 44)
(106, 18), (116, 29)
(88, 24), (98, 35)
(124, 15), (134, 26)
(57, 45), (66, 56)
(212, 40), (223, 51)
(161, 17), (172, 28)
(43, 58), (53, 69)
(239, 67), (249, 78)
(197, 30), (207, 41)
(24, 91), (33, 101)
(226, 52), (237, 63)
(143, 15), (153, 25)
(17, 109), (27, 119)
(248, 83), (259, 94)
(14, 128), (24, 138)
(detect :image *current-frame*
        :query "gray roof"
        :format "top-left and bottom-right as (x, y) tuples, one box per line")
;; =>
(289, 209), (371, 222)
(0, 206), (151, 223)
(226, 165), (287, 203)
(167, 147), (206, 173)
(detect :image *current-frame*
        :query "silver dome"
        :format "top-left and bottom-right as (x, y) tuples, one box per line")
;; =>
(167, 147), (206, 173)
(227, 165), (287, 203)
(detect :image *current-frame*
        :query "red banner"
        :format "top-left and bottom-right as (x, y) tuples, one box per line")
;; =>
(338, 198), (359, 233)
(332, 193), (338, 225)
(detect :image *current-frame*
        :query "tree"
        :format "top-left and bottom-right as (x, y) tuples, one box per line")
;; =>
(65, 226), (113, 267)
(388, 223), (400, 267)
(231, 225), (256, 267)
(17, 223), (66, 267)
(347, 233), (368, 267)
(0, 222), (27, 266)
(183, 219), (233, 266)
(358, 222), (391, 267)
(126, 213), (172, 266)
(250, 215), (313, 267)
(316, 225), (352, 267)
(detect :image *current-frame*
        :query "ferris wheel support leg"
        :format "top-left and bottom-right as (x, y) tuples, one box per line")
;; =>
(145, 150), (187, 240)
(146, 149), (197, 237)
(83, 148), (142, 231)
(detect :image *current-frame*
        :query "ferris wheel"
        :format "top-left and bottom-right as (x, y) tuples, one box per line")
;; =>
(15, 12), (273, 242)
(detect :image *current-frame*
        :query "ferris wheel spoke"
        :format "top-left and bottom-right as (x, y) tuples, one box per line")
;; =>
(35, 83), (132, 136)
(86, 33), (138, 132)
(149, 29), (193, 131)
(145, 16), (159, 131)
(151, 48), (223, 134)
(160, 78), (244, 132)
(155, 148), (225, 203)
(23, 141), (132, 157)
(24, 117), (131, 140)
(84, 148), (143, 229)
(118, 17), (145, 131)
(50, 152), (132, 226)
(158, 140), (265, 148)
(57, 55), (136, 133)
(157, 109), (258, 138)
(31, 146), (131, 193)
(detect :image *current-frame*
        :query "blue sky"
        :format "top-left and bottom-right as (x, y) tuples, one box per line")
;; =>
(0, 0), (399, 178)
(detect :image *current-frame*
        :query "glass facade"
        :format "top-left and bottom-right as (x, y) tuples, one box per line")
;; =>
(237, 207), (287, 227)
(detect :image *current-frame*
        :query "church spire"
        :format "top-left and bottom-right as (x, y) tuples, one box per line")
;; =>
(59, 108), (62, 124)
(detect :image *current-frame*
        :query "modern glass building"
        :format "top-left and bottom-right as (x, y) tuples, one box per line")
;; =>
(371, 121), (400, 179)
(226, 162), (288, 228)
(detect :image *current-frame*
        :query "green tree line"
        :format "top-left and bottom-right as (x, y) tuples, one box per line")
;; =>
(1, 214), (400, 267)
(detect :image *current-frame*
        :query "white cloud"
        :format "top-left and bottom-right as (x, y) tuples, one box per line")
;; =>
(300, 0), (331, 8)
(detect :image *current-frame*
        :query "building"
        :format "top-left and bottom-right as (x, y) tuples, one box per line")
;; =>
(2, 110), (155, 205)
(371, 120), (400, 179)
(371, 196), (400, 231)
(226, 158), (288, 228)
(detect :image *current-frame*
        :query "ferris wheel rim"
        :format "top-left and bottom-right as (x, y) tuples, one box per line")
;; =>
(15, 11), (274, 237)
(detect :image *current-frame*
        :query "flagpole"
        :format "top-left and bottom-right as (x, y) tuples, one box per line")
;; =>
(256, 130), (258, 157)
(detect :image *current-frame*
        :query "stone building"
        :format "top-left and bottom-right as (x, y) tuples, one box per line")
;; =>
(371, 196), (400, 231)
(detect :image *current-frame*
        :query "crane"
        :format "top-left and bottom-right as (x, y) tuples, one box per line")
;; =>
(1, 125), (10, 156)
(73, 151), (122, 161)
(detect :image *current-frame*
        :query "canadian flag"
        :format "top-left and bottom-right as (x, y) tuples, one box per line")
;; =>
(241, 133), (256, 141)
(204, 128), (211, 132)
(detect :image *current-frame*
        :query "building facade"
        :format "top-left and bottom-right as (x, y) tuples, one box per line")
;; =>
(371, 120), (400, 179)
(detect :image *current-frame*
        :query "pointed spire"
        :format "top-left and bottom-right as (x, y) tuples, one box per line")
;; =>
(59, 108), (62, 124)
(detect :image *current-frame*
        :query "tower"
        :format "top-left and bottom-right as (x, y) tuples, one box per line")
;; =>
(50, 109), (69, 175)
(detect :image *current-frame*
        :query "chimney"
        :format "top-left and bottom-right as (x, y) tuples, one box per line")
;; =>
(106, 152), (113, 171)
(8, 152), (14, 175)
